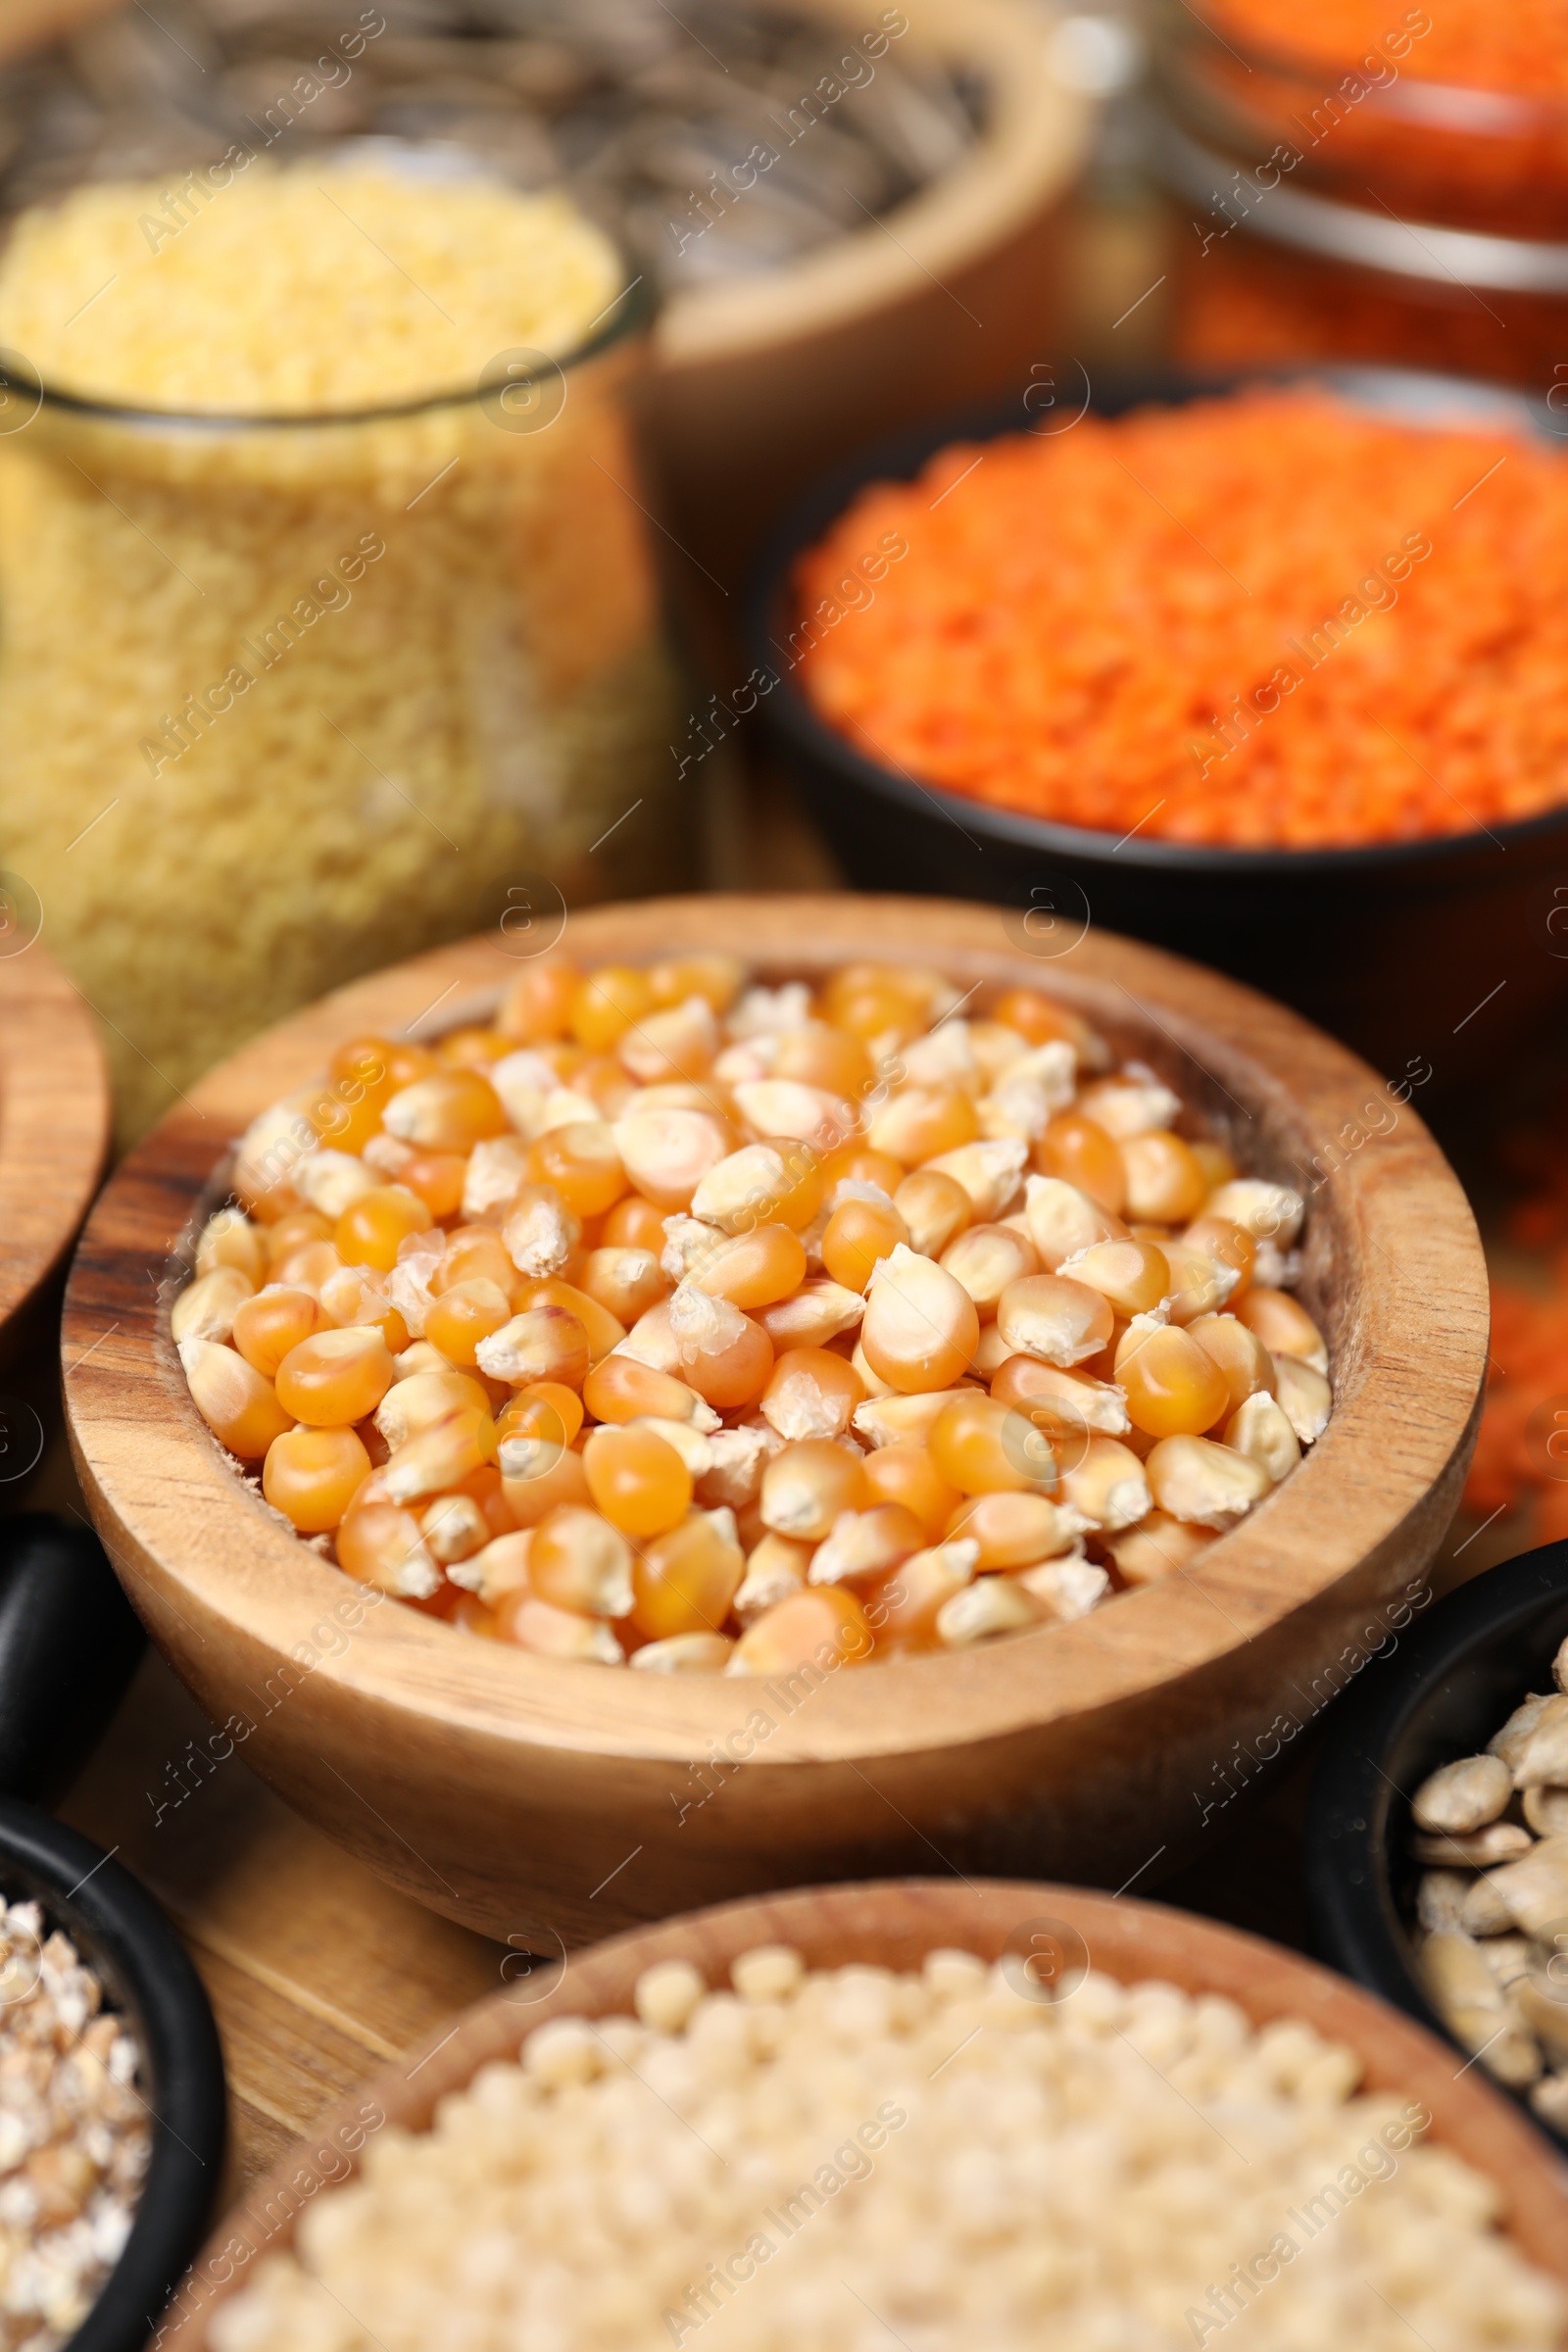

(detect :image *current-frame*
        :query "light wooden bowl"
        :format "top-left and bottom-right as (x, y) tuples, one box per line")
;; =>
(0, 937), (109, 1372)
(162, 1877), (1568, 2348)
(62, 896), (1486, 1945)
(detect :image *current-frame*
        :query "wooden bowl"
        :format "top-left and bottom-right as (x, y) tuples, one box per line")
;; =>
(160, 1877), (1568, 2348)
(0, 936), (109, 1370)
(645, 0), (1095, 598)
(61, 895), (1486, 1945)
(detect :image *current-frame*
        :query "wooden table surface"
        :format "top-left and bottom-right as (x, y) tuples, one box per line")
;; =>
(58, 1645), (505, 2205)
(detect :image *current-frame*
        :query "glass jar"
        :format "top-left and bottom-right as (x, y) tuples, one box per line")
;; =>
(1159, 110), (1568, 386)
(1152, 0), (1568, 236)
(0, 250), (687, 1142)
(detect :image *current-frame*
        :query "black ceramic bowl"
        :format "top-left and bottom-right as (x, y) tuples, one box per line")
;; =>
(745, 363), (1568, 1091)
(1306, 1544), (1568, 2150)
(0, 1518), (224, 2348)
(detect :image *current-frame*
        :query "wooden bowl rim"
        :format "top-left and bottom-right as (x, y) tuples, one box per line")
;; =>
(162, 1875), (1568, 2347)
(0, 937), (109, 1340)
(62, 893), (1486, 1768)
(655, 0), (1092, 368)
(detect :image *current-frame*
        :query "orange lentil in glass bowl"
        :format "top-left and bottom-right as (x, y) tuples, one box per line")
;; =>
(172, 954), (1332, 1674)
(1202, 0), (1568, 98)
(789, 386), (1568, 851)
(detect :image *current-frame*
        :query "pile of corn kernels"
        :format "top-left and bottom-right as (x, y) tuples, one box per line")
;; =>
(174, 955), (1334, 1672)
(209, 1941), (1563, 2352)
(1412, 1636), (1568, 2133)
(0, 1900), (149, 2350)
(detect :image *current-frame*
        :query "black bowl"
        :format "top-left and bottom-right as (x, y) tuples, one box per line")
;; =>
(745, 362), (1568, 1091)
(1305, 1544), (1568, 2151)
(0, 1800), (226, 2352)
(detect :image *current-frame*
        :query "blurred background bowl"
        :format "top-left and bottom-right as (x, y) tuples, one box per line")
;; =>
(747, 362), (1568, 1089)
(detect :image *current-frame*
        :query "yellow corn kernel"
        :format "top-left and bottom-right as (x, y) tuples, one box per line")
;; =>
(382, 1406), (497, 1505)
(582, 1423), (693, 1539)
(733, 1531), (812, 1622)
(1204, 1180), (1304, 1248)
(612, 1105), (736, 1211)
(264, 1208), (331, 1266)
(530, 1504), (635, 1618)
(859, 1444), (962, 1543)
(1191, 1140), (1238, 1190)
(631, 1510), (746, 1640)
(760, 1346), (864, 1443)
(1234, 1287), (1329, 1374)
(1146, 1434), (1271, 1528)
(866, 1085), (978, 1165)
(690, 1139), (823, 1233)
(178, 1337), (292, 1459)
(772, 1021), (875, 1099)
(270, 1237), (342, 1297)
(1057, 1436), (1152, 1532)
(171, 1265), (255, 1346)
(729, 1583), (873, 1674)
(1058, 1237), (1170, 1318)
(581, 1246), (667, 1327)
(808, 1503), (924, 1587)
(497, 958), (579, 1043)
(275, 1326), (395, 1427)
(263, 1425), (370, 1534)
(860, 1245), (979, 1394)
(601, 1193), (669, 1253)
(821, 1197), (909, 1295)
(1272, 1353), (1332, 1445)
(196, 1207), (267, 1287)
(497, 1592), (623, 1663)
(1225, 1390), (1301, 1484)
(425, 1278), (514, 1370)
(1022, 1174), (1126, 1271)
(892, 1167), (972, 1258)
(499, 1440), (592, 1528)
(527, 1121), (628, 1217)
(419, 1492), (490, 1564)
(1033, 1110), (1127, 1213)
(693, 1223), (808, 1309)
(946, 1490), (1081, 1568)
(500, 1184), (580, 1284)
(1117, 1131), (1208, 1224)
(1186, 1312), (1275, 1415)
(333, 1184), (433, 1274)
(494, 1381), (584, 1452)
(382, 1069), (508, 1152)
(990, 1353), (1130, 1441)
(475, 1305), (591, 1392)
(630, 1632), (735, 1671)
(1156, 1239), (1240, 1326)
(927, 1392), (1055, 1496)
(581, 1353), (713, 1429)
(518, 1279), (626, 1364)
(861, 1541), (976, 1652)
(375, 1365), (492, 1452)
(569, 963), (656, 1052)
(231, 1285), (322, 1378)
(760, 1439), (867, 1543)
(1103, 1510), (1213, 1587)
(994, 1274), (1113, 1369)
(936, 1573), (1040, 1647)
(647, 953), (746, 1014)
(939, 1223), (1039, 1318)
(337, 1499), (441, 1599)
(1113, 1322), (1232, 1440)
(755, 1280), (867, 1350)
(617, 997), (718, 1087)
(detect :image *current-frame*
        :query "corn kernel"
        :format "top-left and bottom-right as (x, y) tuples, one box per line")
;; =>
(728, 1583), (873, 1674)
(582, 1423), (692, 1539)
(530, 1505), (635, 1617)
(1146, 1434), (1272, 1528)
(760, 1440), (867, 1542)
(860, 1245), (979, 1394)
(263, 1426), (370, 1534)
(632, 1510), (745, 1640)
(275, 1326), (395, 1427)
(178, 1337), (292, 1459)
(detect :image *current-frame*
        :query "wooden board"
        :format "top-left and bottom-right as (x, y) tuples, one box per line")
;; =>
(58, 1646), (502, 2206)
